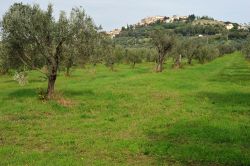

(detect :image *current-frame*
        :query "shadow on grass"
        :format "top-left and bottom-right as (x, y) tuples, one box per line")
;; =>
(143, 120), (250, 165)
(210, 63), (250, 84)
(7, 88), (96, 99)
(2, 80), (15, 83)
(8, 88), (37, 98)
(133, 67), (150, 74)
(29, 79), (47, 83)
(198, 91), (250, 113)
(215, 72), (250, 83)
(62, 89), (95, 97)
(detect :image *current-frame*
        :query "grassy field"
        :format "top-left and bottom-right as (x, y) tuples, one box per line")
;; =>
(0, 52), (250, 165)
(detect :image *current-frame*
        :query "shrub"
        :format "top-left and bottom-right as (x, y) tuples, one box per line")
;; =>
(37, 88), (48, 100)
(217, 43), (236, 56)
(13, 71), (28, 86)
(195, 45), (219, 64)
(242, 41), (250, 60)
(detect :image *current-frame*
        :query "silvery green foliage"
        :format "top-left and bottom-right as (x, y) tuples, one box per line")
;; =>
(1, 3), (98, 98)
(13, 72), (28, 86)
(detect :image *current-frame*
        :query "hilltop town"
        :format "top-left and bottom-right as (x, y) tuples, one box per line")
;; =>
(107, 15), (249, 38)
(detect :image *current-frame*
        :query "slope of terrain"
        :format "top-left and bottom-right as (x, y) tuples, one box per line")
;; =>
(0, 52), (250, 165)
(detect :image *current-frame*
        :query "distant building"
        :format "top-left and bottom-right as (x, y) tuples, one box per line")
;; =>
(107, 29), (121, 38)
(225, 23), (234, 30)
(238, 24), (249, 31)
(136, 15), (189, 26)
(138, 16), (166, 26)
(165, 15), (188, 23)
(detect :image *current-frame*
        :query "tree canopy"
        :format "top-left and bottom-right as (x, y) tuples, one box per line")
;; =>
(1, 3), (98, 98)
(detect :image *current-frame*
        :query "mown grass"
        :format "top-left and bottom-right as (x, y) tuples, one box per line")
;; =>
(0, 52), (249, 165)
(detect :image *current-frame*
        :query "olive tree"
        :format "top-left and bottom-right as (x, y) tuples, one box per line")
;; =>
(61, 9), (98, 76)
(242, 38), (250, 59)
(194, 45), (219, 64)
(183, 38), (199, 65)
(89, 32), (106, 67)
(125, 48), (142, 68)
(1, 3), (97, 98)
(0, 42), (9, 74)
(102, 37), (125, 71)
(171, 38), (183, 69)
(101, 37), (116, 71)
(150, 30), (176, 72)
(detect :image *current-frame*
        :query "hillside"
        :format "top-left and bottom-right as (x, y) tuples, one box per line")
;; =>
(108, 15), (249, 48)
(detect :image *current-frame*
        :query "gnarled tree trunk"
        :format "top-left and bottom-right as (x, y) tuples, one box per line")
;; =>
(156, 54), (164, 72)
(65, 67), (70, 77)
(46, 41), (63, 99)
(156, 63), (163, 72)
(110, 63), (114, 71)
(132, 62), (136, 69)
(173, 54), (182, 69)
(47, 72), (57, 99)
(188, 57), (192, 65)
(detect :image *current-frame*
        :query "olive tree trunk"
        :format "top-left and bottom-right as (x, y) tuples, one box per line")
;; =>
(156, 54), (164, 72)
(65, 67), (70, 77)
(132, 62), (136, 69)
(47, 72), (57, 99)
(173, 54), (182, 69)
(188, 57), (192, 65)
(46, 41), (63, 99)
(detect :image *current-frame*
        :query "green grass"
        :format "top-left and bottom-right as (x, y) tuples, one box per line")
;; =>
(0, 52), (250, 165)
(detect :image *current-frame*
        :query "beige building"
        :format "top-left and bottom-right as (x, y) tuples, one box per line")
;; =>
(225, 23), (234, 30)
(107, 29), (121, 38)
(165, 15), (188, 23)
(138, 16), (166, 26)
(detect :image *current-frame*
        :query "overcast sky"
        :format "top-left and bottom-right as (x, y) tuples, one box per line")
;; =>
(0, 0), (250, 30)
